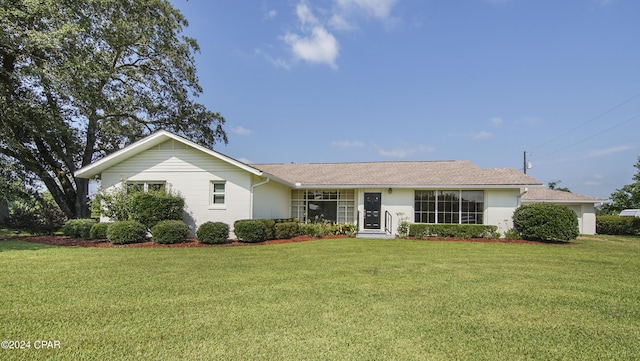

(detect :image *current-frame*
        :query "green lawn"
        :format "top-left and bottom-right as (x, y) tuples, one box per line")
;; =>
(1, 236), (639, 360)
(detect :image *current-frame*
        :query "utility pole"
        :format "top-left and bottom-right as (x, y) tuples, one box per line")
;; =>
(523, 151), (532, 174)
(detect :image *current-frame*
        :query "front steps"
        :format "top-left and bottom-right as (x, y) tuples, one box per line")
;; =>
(356, 231), (395, 239)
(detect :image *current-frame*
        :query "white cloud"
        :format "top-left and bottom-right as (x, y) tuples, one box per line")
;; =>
(236, 157), (253, 164)
(265, 9), (278, 20)
(330, 140), (365, 149)
(274, 0), (400, 69)
(467, 131), (493, 140)
(232, 126), (252, 136)
(587, 145), (635, 158)
(374, 143), (435, 158)
(335, 0), (398, 20)
(491, 117), (503, 126)
(295, 2), (319, 26)
(283, 26), (340, 69)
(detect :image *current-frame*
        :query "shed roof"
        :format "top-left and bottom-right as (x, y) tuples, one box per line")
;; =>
(521, 188), (607, 203)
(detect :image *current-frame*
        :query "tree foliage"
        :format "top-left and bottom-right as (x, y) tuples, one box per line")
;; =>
(599, 156), (640, 215)
(0, 0), (227, 219)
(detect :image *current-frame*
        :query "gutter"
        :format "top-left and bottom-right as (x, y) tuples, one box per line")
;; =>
(250, 177), (270, 218)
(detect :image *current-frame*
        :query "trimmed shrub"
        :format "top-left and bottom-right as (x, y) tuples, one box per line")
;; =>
(151, 220), (190, 244)
(596, 215), (640, 235)
(513, 203), (579, 242)
(234, 219), (267, 243)
(107, 220), (147, 244)
(259, 219), (277, 240)
(407, 224), (498, 239)
(196, 222), (230, 244)
(61, 219), (97, 239)
(275, 222), (300, 240)
(128, 190), (185, 228)
(89, 222), (110, 240)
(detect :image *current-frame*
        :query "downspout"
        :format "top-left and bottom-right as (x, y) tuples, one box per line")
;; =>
(250, 177), (270, 219)
(518, 187), (528, 207)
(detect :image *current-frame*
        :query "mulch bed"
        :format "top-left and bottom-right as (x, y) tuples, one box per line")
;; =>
(1, 235), (571, 248)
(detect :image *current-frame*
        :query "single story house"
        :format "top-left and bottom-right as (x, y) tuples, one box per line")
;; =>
(75, 130), (603, 237)
(521, 188), (606, 235)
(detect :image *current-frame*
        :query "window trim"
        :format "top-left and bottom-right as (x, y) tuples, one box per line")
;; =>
(414, 189), (484, 225)
(209, 181), (226, 209)
(126, 181), (166, 193)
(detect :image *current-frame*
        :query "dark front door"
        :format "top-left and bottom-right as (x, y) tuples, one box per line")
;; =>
(364, 193), (381, 229)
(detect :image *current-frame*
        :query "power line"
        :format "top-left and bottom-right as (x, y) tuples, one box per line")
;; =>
(531, 90), (640, 152)
(535, 113), (640, 161)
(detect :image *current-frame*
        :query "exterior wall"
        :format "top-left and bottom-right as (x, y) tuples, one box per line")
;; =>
(521, 201), (597, 235)
(100, 143), (254, 236)
(484, 189), (521, 234)
(252, 178), (291, 219)
(357, 188), (413, 235)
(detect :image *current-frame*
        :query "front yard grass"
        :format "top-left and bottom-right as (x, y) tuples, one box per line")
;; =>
(1, 236), (639, 360)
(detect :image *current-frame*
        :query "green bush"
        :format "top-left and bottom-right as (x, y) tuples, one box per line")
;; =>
(196, 222), (230, 244)
(128, 190), (185, 229)
(503, 228), (521, 240)
(335, 223), (357, 237)
(151, 220), (190, 244)
(234, 219), (267, 243)
(107, 220), (147, 244)
(259, 219), (277, 240)
(596, 215), (640, 235)
(275, 222), (300, 240)
(513, 203), (579, 242)
(407, 224), (498, 239)
(6, 195), (67, 235)
(89, 222), (110, 240)
(61, 219), (97, 239)
(299, 222), (327, 237)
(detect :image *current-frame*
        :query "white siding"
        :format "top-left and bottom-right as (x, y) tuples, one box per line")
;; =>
(100, 144), (254, 236)
(485, 189), (521, 234)
(252, 179), (291, 219)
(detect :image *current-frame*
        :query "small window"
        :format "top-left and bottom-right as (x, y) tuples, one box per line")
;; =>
(211, 181), (226, 205)
(126, 181), (165, 193)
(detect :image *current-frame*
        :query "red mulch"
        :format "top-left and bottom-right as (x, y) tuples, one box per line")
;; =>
(1, 235), (571, 248)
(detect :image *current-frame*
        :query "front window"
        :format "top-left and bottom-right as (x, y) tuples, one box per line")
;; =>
(291, 189), (355, 223)
(415, 190), (484, 224)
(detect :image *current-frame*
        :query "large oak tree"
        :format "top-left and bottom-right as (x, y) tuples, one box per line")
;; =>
(0, 0), (227, 218)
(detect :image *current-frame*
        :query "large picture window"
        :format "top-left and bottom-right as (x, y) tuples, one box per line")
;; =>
(291, 189), (355, 224)
(415, 190), (484, 224)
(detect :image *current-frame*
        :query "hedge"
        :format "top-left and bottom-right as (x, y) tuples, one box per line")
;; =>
(107, 220), (147, 244)
(234, 219), (267, 243)
(596, 215), (640, 235)
(151, 220), (190, 244)
(127, 191), (184, 228)
(196, 222), (230, 244)
(89, 222), (110, 240)
(275, 222), (300, 240)
(61, 219), (97, 239)
(407, 223), (499, 239)
(513, 203), (579, 242)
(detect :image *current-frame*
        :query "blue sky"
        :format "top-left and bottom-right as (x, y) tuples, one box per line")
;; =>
(169, 0), (640, 199)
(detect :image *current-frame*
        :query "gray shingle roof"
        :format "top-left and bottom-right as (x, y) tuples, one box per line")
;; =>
(522, 188), (607, 203)
(252, 160), (543, 188)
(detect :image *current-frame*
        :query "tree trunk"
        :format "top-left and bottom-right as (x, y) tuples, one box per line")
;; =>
(0, 199), (8, 226)
(75, 177), (90, 218)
